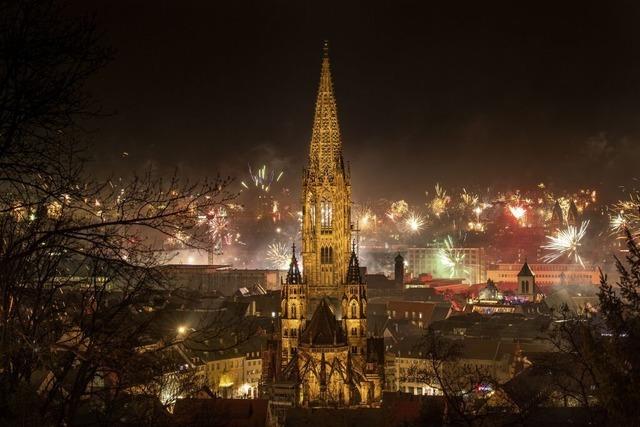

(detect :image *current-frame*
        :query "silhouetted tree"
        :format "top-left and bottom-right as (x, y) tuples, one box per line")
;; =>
(548, 229), (640, 425)
(0, 1), (252, 425)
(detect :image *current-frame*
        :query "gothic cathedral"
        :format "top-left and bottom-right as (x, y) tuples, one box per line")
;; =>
(263, 43), (384, 411)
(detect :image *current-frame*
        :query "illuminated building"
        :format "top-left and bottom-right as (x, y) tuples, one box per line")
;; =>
(486, 263), (599, 286)
(198, 340), (263, 398)
(517, 261), (536, 299)
(301, 42), (352, 309)
(262, 43), (384, 415)
(404, 246), (486, 284)
(162, 264), (287, 294)
(388, 336), (523, 394)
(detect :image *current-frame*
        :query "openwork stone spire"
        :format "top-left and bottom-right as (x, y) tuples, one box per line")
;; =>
(309, 40), (343, 177)
(346, 241), (362, 284)
(286, 243), (302, 284)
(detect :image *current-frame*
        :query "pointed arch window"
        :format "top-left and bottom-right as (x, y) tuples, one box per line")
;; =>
(321, 199), (332, 231)
(321, 246), (333, 264)
(291, 304), (297, 319)
(310, 204), (316, 230)
(351, 302), (357, 318)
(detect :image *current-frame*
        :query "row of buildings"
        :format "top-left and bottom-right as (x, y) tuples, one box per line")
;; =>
(403, 245), (599, 286)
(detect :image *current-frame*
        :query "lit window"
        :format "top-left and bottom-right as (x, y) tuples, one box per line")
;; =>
(321, 200), (332, 229)
(321, 246), (333, 264)
(310, 205), (316, 229)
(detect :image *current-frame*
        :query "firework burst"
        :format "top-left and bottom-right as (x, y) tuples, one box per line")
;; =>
(428, 183), (450, 218)
(437, 236), (469, 278)
(266, 242), (291, 269)
(508, 205), (526, 221)
(402, 211), (426, 234)
(241, 164), (284, 192)
(460, 188), (479, 209)
(354, 204), (376, 232)
(609, 194), (640, 238)
(609, 212), (628, 235)
(386, 200), (409, 222)
(542, 220), (590, 267)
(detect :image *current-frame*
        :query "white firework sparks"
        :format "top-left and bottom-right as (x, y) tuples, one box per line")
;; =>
(206, 206), (232, 254)
(609, 212), (628, 235)
(508, 205), (526, 221)
(266, 242), (291, 270)
(609, 194), (640, 238)
(354, 204), (375, 232)
(542, 220), (590, 267)
(437, 236), (469, 278)
(402, 211), (426, 234)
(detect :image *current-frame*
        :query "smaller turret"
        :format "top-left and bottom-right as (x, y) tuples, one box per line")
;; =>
(550, 200), (564, 231)
(567, 200), (579, 227)
(280, 244), (307, 363)
(346, 241), (363, 284)
(394, 253), (404, 288)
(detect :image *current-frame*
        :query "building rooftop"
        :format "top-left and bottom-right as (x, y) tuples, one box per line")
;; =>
(300, 298), (346, 346)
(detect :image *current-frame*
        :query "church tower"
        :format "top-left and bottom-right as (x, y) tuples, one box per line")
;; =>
(280, 245), (306, 363)
(517, 261), (536, 300)
(302, 41), (352, 310)
(263, 43), (383, 411)
(342, 242), (367, 355)
(550, 200), (564, 231)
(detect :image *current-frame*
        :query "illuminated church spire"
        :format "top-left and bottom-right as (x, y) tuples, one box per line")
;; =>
(302, 41), (352, 300)
(309, 40), (344, 177)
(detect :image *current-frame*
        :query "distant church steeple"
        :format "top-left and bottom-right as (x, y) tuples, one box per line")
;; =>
(567, 200), (579, 227)
(550, 200), (564, 231)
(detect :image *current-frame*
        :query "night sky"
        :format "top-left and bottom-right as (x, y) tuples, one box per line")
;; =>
(70, 0), (640, 203)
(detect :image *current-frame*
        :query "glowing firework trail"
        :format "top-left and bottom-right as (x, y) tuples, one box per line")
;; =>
(428, 183), (450, 218)
(542, 220), (590, 267)
(266, 242), (291, 269)
(609, 212), (628, 235)
(437, 236), (469, 278)
(244, 164), (284, 192)
(402, 211), (426, 234)
(460, 188), (479, 208)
